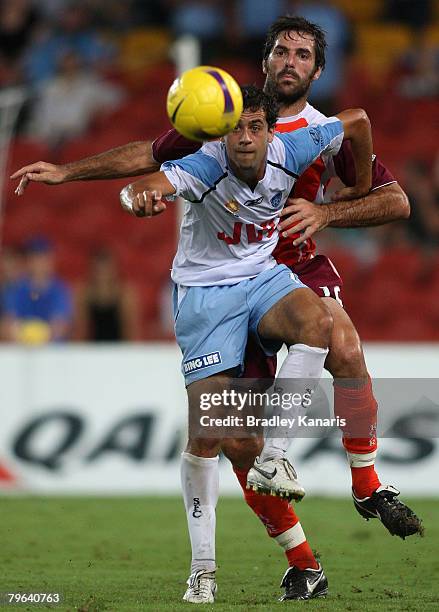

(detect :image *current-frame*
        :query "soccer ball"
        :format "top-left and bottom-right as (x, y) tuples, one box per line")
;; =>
(166, 65), (243, 142)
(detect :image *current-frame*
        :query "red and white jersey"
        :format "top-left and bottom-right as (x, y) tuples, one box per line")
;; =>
(152, 106), (397, 268)
(273, 103), (396, 265)
(275, 103), (332, 202)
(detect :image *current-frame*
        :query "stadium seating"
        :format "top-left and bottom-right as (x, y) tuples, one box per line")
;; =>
(354, 24), (413, 83)
(332, 0), (382, 23)
(5, 119), (439, 342)
(118, 28), (172, 90)
(328, 247), (439, 342)
(4, 129), (179, 339)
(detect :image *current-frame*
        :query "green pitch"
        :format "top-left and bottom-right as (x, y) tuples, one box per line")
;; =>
(1, 496), (437, 611)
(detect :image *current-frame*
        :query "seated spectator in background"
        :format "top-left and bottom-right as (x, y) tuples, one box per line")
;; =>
(74, 249), (140, 342)
(1, 237), (73, 344)
(27, 50), (125, 148)
(0, 0), (39, 63)
(23, 3), (114, 86)
(0, 0), (40, 87)
(404, 159), (439, 249)
(287, 0), (352, 114)
(398, 37), (439, 99)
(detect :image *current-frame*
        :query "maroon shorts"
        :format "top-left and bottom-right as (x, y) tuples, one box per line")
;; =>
(292, 254), (344, 304)
(242, 255), (344, 379)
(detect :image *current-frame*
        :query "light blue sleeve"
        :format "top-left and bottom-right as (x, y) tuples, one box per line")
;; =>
(277, 119), (344, 176)
(161, 149), (225, 203)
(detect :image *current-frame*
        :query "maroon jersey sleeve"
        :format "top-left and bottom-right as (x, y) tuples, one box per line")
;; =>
(152, 129), (201, 163)
(333, 140), (396, 189)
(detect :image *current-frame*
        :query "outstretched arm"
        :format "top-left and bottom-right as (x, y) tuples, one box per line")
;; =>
(120, 172), (176, 217)
(11, 140), (159, 195)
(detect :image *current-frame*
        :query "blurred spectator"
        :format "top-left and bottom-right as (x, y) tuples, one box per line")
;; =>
(0, 0), (39, 62)
(404, 159), (439, 249)
(27, 50), (125, 148)
(74, 249), (140, 342)
(398, 38), (439, 99)
(1, 237), (73, 344)
(288, 0), (352, 114)
(36, 0), (70, 20)
(22, 3), (115, 86)
(0, 0), (40, 87)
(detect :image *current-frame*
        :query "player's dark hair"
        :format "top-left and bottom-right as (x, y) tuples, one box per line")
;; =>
(241, 85), (279, 129)
(263, 15), (327, 71)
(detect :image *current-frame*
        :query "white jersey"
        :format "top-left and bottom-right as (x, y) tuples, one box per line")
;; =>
(162, 119), (343, 286)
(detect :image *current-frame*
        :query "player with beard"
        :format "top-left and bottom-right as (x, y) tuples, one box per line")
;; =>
(11, 15), (422, 602)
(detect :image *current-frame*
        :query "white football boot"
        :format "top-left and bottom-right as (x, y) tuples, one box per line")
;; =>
(183, 569), (217, 604)
(247, 456), (305, 501)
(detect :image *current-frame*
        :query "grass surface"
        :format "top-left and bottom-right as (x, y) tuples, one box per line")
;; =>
(1, 496), (437, 611)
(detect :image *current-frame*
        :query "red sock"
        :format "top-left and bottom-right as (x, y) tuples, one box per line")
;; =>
(234, 467), (318, 569)
(285, 542), (319, 570)
(334, 378), (381, 498)
(351, 465), (381, 499)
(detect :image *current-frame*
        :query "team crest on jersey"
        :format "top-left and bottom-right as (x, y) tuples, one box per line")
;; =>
(243, 196), (264, 207)
(225, 200), (240, 215)
(308, 126), (322, 146)
(270, 192), (282, 208)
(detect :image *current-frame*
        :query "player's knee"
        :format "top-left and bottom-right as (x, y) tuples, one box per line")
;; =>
(222, 437), (262, 470)
(296, 302), (333, 348)
(186, 437), (221, 457)
(326, 333), (368, 379)
(317, 306), (333, 344)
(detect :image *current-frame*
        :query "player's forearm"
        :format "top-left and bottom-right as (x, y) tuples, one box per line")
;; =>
(337, 109), (372, 194)
(62, 141), (159, 181)
(120, 171), (176, 216)
(325, 183), (410, 228)
(127, 172), (176, 196)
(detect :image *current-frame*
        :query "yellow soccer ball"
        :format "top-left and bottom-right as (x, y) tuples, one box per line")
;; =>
(166, 65), (243, 142)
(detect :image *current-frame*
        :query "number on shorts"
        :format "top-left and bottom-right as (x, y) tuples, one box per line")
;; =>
(320, 285), (343, 307)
